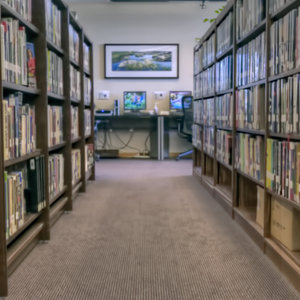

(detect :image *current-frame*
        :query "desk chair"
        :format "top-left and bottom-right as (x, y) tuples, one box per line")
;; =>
(176, 96), (193, 161)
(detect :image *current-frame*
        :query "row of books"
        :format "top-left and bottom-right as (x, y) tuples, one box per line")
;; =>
(202, 98), (214, 126)
(3, 92), (36, 161)
(202, 33), (215, 68)
(70, 65), (80, 100)
(236, 32), (266, 87)
(192, 124), (202, 150)
(235, 133), (264, 181)
(201, 66), (215, 97)
(69, 24), (79, 63)
(216, 12), (233, 57)
(71, 106), (79, 140)
(47, 50), (63, 96)
(85, 144), (94, 172)
(84, 76), (91, 105)
(236, 0), (265, 40)
(83, 43), (90, 72)
(216, 55), (232, 92)
(236, 85), (265, 130)
(84, 109), (91, 136)
(1, 19), (37, 88)
(194, 73), (202, 99)
(204, 126), (214, 157)
(270, 7), (300, 76)
(49, 154), (64, 202)
(48, 105), (63, 147)
(216, 130), (232, 166)
(194, 100), (202, 124)
(269, 0), (291, 14)
(5, 155), (45, 240)
(3, 0), (32, 22)
(269, 75), (300, 134)
(72, 149), (81, 185)
(45, 0), (61, 47)
(216, 93), (233, 128)
(194, 46), (202, 75)
(266, 138), (300, 203)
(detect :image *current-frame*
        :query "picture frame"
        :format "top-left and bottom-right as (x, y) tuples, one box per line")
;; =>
(104, 44), (179, 79)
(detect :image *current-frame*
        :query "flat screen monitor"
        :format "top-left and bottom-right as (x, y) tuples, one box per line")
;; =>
(124, 91), (147, 111)
(170, 91), (192, 111)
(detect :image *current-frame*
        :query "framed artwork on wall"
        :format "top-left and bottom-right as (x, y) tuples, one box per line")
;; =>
(104, 44), (179, 79)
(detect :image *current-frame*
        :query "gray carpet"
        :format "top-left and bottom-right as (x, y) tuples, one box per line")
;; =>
(7, 160), (300, 299)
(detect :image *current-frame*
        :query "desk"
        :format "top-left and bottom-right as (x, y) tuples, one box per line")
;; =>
(95, 114), (183, 160)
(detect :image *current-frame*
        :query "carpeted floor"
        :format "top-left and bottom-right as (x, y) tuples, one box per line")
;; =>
(7, 160), (300, 299)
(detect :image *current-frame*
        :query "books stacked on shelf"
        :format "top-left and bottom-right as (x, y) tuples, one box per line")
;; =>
(236, 32), (266, 87)
(3, 92), (36, 160)
(216, 93), (232, 128)
(84, 109), (91, 136)
(70, 65), (80, 100)
(216, 130), (232, 165)
(217, 12), (233, 57)
(71, 106), (79, 139)
(193, 100), (203, 124)
(84, 76), (91, 105)
(47, 50), (63, 95)
(270, 7), (300, 76)
(69, 24), (79, 63)
(266, 138), (300, 203)
(216, 55), (233, 92)
(235, 133), (264, 181)
(269, 0), (291, 14)
(83, 43), (90, 72)
(236, 0), (265, 40)
(203, 33), (215, 68)
(203, 98), (214, 126)
(194, 73), (202, 99)
(48, 154), (64, 201)
(85, 144), (94, 172)
(3, 0), (32, 22)
(204, 126), (214, 157)
(193, 124), (203, 150)
(47, 105), (63, 147)
(236, 85), (265, 130)
(71, 149), (81, 185)
(194, 45), (203, 75)
(202, 66), (215, 96)
(45, 0), (61, 47)
(1, 20), (28, 86)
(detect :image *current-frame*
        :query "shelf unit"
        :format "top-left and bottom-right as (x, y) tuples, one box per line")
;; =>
(193, 0), (300, 292)
(0, 0), (95, 297)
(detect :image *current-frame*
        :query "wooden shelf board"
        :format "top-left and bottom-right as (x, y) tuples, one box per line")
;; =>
(216, 125), (232, 131)
(193, 145), (202, 152)
(202, 174), (214, 187)
(2, 81), (40, 94)
(49, 197), (68, 221)
(84, 103), (91, 107)
(71, 97), (81, 104)
(271, 0), (300, 20)
(1, 1), (39, 34)
(47, 91), (65, 101)
(237, 19), (266, 47)
(203, 150), (214, 159)
(72, 182), (82, 198)
(6, 212), (41, 246)
(193, 122), (203, 126)
(85, 134), (92, 139)
(85, 169), (92, 182)
(215, 184), (232, 204)
(70, 57), (79, 68)
(215, 0), (234, 26)
(268, 67), (300, 82)
(69, 12), (82, 32)
(71, 137), (82, 144)
(266, 189), (300, 212)
(201, 23), (215, 44)
(4, 150), (42, 168)
(72, 177), (82, 189)
(194, 167), (202, 177)
(216, 45), (233, 61)
(236, 128), (265, 135)
(46, 39), (64, 55)
(236, 169), (265, 187)
(234, 207), (263, 237)
(216, 158), (233, 171)
(49, 186), (68, 206)
(203, 61), (215, 71)
(194, 71), (202, 77)
(216, 88), (233, 96)
(48, 141), (66, 152)
(84, 69), (90, 76)
(269, 132), (300, 140)
(202, 93), (215, 99)
(237, 79), (266, 90)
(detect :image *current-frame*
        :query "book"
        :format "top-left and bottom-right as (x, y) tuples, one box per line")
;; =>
(47, 105), (63, 147)
(72, 149), (81, 185)
(84, 75), (91, 105)
(70, 64), (80, 100)
(217, 12), (233, 57)
(3, 0), (32, 22)
(47, 50), (63, 95)
(192, 124), (203, 150)
(202, 33), (215, 68)
(85, 144), (94, 172)
(26, 42), (36, 89)
(203, 126), (214, 156)
(69, 24), (79, 63)
(84, 109), (91, 136)
(45, 0), (61, 47)
(48, 154), (64, 201)
(71, 106), (79, 139)
(83, 43), (90, 72)
(216, 55), (233, 92)
(216, 93), (233, 128)
(216, 130), (232, 165)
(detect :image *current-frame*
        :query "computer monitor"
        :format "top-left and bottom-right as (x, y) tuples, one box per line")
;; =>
(169, 91), (192, 111)
(124, 91), (147, 111)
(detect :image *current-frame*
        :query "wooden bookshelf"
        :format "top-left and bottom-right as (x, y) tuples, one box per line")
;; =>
(193, 0), (300, 293)
(0, 0), (94, 296)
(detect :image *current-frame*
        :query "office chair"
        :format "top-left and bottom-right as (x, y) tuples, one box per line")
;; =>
(176, 95), (193, 161)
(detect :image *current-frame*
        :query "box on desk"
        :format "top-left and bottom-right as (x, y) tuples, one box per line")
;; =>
(271, 196), (300, 251)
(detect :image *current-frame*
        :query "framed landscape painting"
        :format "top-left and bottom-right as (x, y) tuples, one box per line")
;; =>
(104, 44), (179, 79)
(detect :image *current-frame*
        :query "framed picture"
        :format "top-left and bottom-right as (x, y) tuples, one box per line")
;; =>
(104, 44), (179, 79)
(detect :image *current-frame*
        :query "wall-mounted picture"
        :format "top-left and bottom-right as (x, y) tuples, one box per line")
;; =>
(104, 44), (179, 79)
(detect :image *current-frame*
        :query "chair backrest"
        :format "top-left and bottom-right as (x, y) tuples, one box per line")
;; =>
(182, 95), (193, 136)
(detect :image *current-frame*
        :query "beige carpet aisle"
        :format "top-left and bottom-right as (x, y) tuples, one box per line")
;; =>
(7, 160), (300, 300)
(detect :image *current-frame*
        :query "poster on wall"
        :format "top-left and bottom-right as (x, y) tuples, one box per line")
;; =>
(104, 44), (179, 79)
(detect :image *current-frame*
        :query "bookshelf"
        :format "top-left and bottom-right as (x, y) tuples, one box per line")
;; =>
(0, 0), (95, 296)
(193, 0), (300, 292)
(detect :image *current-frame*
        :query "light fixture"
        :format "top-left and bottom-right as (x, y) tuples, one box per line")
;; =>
(200, 0), (206, 9)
